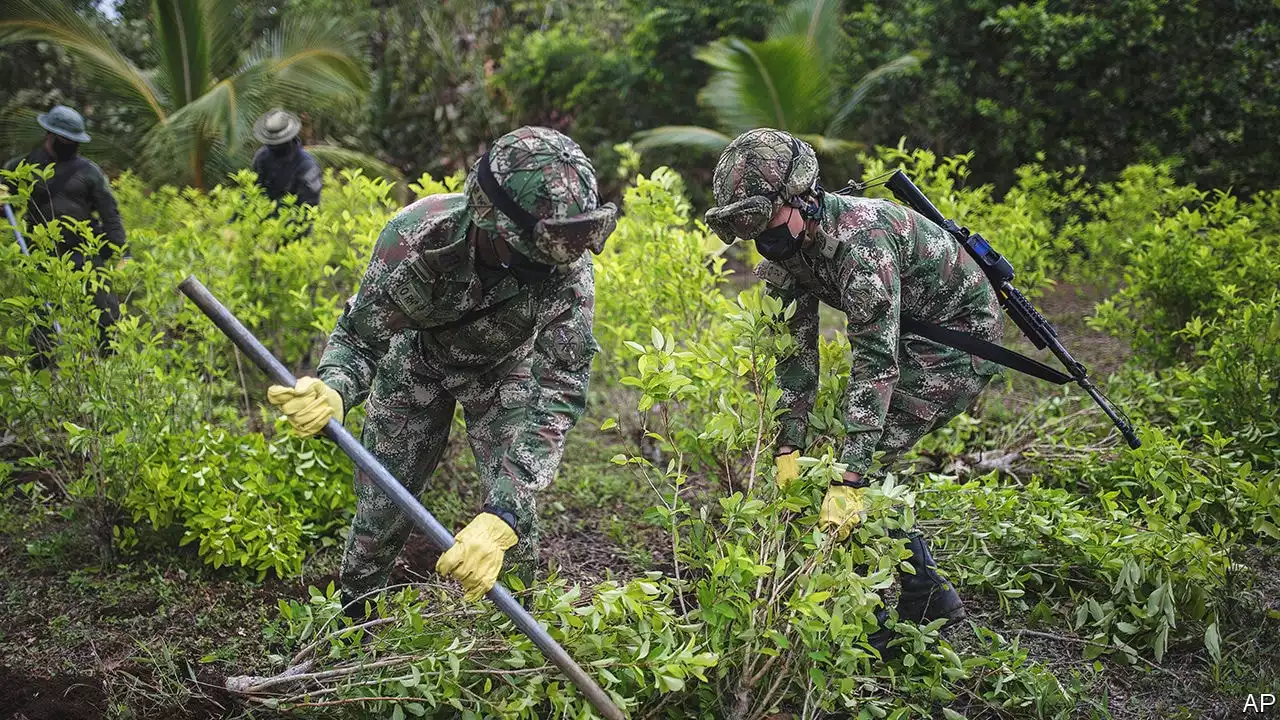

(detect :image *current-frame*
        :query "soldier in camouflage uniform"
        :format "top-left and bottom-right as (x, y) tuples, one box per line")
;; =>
(705, 128), (1003, 655)
(267, 127), (617, 612)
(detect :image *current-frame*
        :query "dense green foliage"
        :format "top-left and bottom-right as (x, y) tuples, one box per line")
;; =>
(3, 144), (1277, 715)
(842, 0), (1280, 193)
(9, 0), (1275, 194)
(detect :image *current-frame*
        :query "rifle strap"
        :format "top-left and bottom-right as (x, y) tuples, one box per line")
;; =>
(900, 317), (1073, 385)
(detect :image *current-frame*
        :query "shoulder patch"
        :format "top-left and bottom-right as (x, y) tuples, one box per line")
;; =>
(815, 228), (840, 259)
(754, 260), (795, 289)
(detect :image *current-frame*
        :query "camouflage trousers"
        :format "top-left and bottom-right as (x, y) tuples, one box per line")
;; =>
(866, 333), (996, 465)
(341, 332), (540, 609)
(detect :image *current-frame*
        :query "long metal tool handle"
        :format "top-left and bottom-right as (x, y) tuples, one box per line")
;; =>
(177, 275), (626, 720)
(6, 203), (62, 335)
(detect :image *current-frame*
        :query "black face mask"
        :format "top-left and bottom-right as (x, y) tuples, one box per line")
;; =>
(508, 249), (556, 285)
(268, 141), (296, 157)
(483, 229), (555, 284)
(755, 222), (804, 262)
(51, 138), (79, 162)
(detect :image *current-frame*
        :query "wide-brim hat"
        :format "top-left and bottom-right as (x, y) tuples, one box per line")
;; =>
(253, 108), (302, 145)
(37, 105), (91, 143)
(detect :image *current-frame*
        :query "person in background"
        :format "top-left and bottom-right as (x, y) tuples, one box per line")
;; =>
(251, 108), (323, 211)
(3, 104), (127, 359)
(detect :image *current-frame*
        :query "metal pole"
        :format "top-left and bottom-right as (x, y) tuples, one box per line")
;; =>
(5, 202), (62, 335)
(177, 275), (626, 720)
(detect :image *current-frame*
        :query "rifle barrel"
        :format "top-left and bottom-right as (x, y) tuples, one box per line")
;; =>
(177, 275), (627, 720)
(880, 174), (1141, 450)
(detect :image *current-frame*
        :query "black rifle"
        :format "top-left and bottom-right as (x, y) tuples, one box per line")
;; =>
(882, 171), (1141, 449)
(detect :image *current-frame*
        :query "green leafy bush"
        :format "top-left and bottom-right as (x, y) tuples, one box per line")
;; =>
(4, 149), (1277, 716)
(118, 424), (353, 578)
(491, 25), (648, 156)
(925, 472), (1230, 665)
(1089, 190), (1280, 365)
(0, 161), (395, 570)
(844, 0), (1280, 193)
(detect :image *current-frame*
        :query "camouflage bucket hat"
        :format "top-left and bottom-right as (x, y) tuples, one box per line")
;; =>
(466, 126), (618, 265)
(705, 128), (819, 244)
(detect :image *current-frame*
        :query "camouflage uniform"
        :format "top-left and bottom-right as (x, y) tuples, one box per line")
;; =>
(708, 129), (1003, 473)
(319, 127), (610, 604)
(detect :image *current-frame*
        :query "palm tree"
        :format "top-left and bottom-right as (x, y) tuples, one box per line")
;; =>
(0, 0), (373, 189)
(632, 0), (924, 157)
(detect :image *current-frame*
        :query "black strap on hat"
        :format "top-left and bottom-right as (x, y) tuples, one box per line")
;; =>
(476, 150), (539, 233)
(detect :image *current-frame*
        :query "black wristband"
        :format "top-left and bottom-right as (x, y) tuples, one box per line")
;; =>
(483, 504), (519, 534)
(830, 477), (871, 489)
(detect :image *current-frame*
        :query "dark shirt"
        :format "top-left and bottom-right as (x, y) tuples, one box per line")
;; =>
(251, 141), (323, 208)
(3, 147), (128, 258)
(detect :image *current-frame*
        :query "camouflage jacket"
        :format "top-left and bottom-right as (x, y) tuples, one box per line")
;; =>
(759, 193), (1002, 473)
(318, 193), (599, 508)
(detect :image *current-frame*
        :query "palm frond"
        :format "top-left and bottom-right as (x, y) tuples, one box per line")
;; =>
(696, 36), (830, 135)
(151, 0), (211, 108)
(631, 126), (734, 153)
(824, 51), (926, 138)
(241, 18), (369, 111)
(160, 71), (271, 160)
(0, 0), (167, 121)
(769, 0), (844, 68)
(135, 116), (232, 188)
(305, 145), (404, 184)
(201, 0), (250, 78)
(0, 107), (47, 160)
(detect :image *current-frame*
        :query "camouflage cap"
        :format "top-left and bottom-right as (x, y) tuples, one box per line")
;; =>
(465, 126), (617, 265)
(705, 128), (819, 244)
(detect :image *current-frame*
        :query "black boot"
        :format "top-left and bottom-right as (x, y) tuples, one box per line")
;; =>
(866, 608), (898, 659)
(341, 592), (382, 648)
(897, 534), (964, 624)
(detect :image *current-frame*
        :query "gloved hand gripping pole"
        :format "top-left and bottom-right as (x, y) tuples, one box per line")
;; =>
(177, 275), (626, 720)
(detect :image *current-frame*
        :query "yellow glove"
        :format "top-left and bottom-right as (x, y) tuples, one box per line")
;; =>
(266, 376), (343, 438)
(819, 484), (868, 541)
(775, 450), (801, 490)
(436, 512), (518, 602)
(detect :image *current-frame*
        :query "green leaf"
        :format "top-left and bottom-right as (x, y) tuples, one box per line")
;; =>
(1204, 621), (1221, 663)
